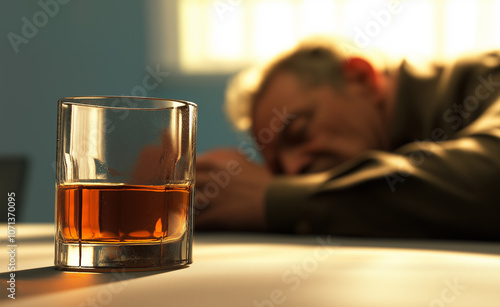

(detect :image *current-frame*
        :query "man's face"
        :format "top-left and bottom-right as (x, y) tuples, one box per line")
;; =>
(252, 72), (386, 175)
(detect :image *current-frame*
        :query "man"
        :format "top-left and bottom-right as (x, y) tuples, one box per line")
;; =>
(195, 40), (500, 240)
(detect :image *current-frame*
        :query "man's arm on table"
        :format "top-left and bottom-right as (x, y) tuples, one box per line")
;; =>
(267, 98), (500, 240)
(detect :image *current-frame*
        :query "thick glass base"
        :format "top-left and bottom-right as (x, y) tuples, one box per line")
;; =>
(55, 233), (192, 272)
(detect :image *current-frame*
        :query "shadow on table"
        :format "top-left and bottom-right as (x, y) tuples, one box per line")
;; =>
(0, 265), (187, 300)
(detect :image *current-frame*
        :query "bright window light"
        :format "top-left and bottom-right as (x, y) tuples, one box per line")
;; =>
(253, 1), (296, 60)
(372, 0), (436, 61)
(298, 0), (336, 37)
(444, 1), (477, 59)
(208, 6), (244, 60)
(175, 0), (500, 74)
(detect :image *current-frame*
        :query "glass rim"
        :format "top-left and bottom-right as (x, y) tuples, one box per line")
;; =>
(58, 96), (197, 110)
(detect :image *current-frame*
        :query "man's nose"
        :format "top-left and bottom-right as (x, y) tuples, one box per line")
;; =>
(279, 148), (313, 175)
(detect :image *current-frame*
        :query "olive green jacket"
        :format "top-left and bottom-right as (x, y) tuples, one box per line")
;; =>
(266, 52), (500, 240)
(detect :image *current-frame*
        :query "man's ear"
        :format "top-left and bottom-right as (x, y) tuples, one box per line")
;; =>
(342, 57), (380, 90)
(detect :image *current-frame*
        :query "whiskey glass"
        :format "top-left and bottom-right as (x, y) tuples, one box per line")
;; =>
(54, 96), (197, 271)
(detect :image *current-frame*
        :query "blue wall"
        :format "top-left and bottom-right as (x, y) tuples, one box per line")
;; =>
(0, 0), (239, 222)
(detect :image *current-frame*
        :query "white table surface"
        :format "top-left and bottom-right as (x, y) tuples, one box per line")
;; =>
(1, 224), (499, 307)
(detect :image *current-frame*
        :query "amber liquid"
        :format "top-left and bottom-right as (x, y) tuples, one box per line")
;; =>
(56, 184), (192, 243)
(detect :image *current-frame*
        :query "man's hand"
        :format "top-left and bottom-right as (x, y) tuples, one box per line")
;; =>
(195, 149), (273, 231)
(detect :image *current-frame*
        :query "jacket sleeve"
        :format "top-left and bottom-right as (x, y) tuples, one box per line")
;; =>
(265, 97), (500, 240)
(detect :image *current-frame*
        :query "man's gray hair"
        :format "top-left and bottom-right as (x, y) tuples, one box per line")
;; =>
(224, 39), (346, 131)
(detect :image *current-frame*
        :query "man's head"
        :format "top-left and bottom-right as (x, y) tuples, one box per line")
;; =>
(227, 41), (394, 175)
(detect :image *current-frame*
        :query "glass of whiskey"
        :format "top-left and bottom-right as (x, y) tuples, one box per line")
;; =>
(54, 96), (197, 271)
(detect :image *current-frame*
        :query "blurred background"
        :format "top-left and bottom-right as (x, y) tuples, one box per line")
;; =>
(2, 0), (500, 222)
